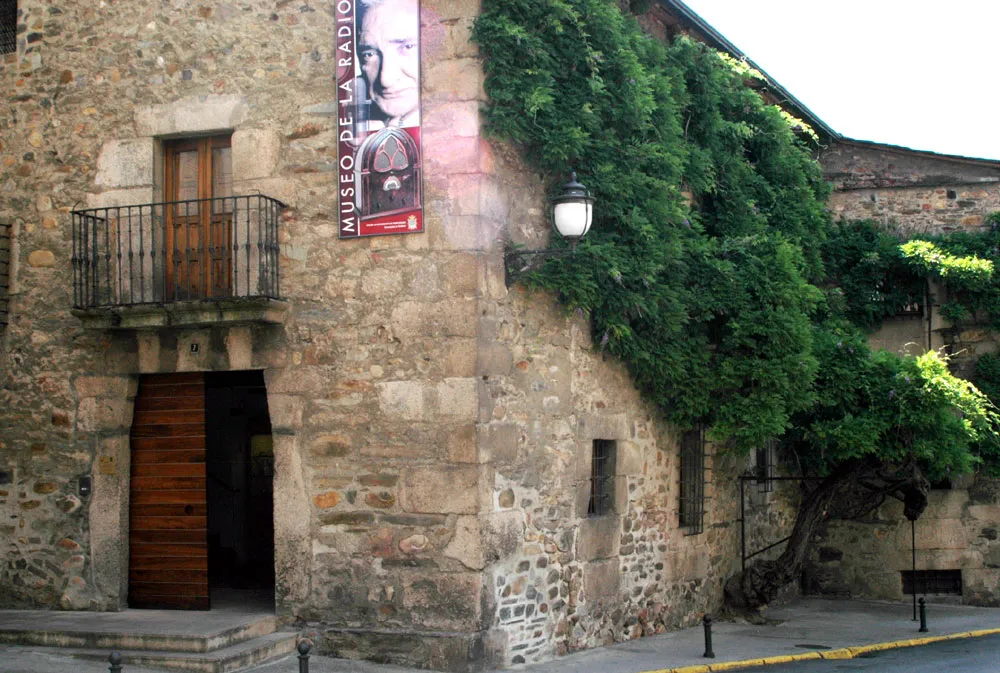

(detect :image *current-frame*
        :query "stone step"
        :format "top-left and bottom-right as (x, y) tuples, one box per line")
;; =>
(0, 614), (279, 653)
(68, 631), (299, 673)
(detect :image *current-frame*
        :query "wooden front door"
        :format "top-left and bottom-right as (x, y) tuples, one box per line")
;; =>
(165, 136), (233, 300)
(128, 373), (209, 610)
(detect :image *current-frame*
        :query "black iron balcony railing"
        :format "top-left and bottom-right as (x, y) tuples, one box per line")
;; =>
(72, 194), (284, 310)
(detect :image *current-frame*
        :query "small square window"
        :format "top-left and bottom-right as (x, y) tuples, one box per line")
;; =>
(588, 440), (616, 517)
(1, 1), (16, 56)
(946, 189), (957, 200)
(679, 427), (705, 534)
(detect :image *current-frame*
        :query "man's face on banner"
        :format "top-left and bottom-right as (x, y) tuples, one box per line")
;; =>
(359, 0), (420, 126)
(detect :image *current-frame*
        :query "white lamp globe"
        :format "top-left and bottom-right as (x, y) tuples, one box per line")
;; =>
(551, 172), (595, 241)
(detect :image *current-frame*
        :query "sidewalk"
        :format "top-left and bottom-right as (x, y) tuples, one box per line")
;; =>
(3, 597), (1000, 673)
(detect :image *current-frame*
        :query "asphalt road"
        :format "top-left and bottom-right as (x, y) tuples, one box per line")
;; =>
(729, 633), (1000, 672)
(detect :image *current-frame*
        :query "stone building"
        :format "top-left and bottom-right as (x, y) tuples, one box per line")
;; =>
(1, 1), (997, 672)
(0, 1), (797, 671)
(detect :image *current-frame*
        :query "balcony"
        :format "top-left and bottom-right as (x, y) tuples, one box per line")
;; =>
(71, 194), (287, 330)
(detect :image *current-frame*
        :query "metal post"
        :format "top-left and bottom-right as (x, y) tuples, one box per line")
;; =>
(919, 598), (928, 632)
(108, 651), (123, 673)
(703, 614), (715, 658)
(740, 477), (746, 574)
(912, 519), (917, 621)
(298, 639), (311, 673)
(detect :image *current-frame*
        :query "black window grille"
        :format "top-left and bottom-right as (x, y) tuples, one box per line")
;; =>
(756, 439), (776, 493)
(587, 439), (615, 516)
(588, 439), (615, 516)
(901, 569), (962, 596)
(0, 0), (16, 56)
(0, 221), (9, 331)
(679, 427), (705, 534)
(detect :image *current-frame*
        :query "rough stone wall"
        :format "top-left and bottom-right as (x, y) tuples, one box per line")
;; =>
(474, 282), (800, 666)
(823, 141), (1000, 235)
(803, 475), (1000, 607)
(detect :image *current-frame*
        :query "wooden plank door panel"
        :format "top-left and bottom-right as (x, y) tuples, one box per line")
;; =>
(129, 372), (208, 610)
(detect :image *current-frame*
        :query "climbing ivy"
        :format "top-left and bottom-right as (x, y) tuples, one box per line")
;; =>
(473, 0), (1000, 462)
(823, 215), (1000, 330)
(474, 0), (828, 450)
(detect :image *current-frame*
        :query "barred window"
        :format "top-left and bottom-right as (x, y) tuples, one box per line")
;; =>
(755, 438), (776, 494)
(0, 221), (9, 332)
(1, 1), (16, 56)
(679, 427), (705, 534)
(587, 439), (615, 517)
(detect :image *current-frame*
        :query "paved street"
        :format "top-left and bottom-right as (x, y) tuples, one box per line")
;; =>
(2, 598), (1000, 673)
(727, 632), (1000, 672)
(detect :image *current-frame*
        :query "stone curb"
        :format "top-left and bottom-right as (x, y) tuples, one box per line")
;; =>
(636, 627), (1000, 673)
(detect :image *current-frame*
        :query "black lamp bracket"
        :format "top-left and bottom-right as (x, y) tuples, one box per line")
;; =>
(504, 245), (577, 288)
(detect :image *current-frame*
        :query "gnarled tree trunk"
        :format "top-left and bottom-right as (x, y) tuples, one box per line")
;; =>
(724, 459), (929, 610)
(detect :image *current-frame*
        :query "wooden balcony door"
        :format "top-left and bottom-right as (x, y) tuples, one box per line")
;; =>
(165, 136), (233, 300)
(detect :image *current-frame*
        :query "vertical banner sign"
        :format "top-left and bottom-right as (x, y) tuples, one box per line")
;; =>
(336, 0), (423, 239)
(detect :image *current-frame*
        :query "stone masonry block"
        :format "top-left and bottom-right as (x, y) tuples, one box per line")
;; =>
(477, 423), (519, 464)
(401, 465), (479, 514)
(578, 413), (629, 441)
(78, 398), (132, 433)
(376, 380), (426, 421)
(73, 376), (131, 399)
(476, 343), (512, 377)
(137, 333), (161, 374)
(95, 138), (155, 189)
(436, 377), (477, 420)
(269, 395), (305, 431)
(85, 187), (155, 210)
(577, 514), (621, 561)
(224, 327), (254, 370)
(401, 572), (482, 631)
(583, 558), (620, 602)
(442, 253), (479, 296)
(233, 128), (281, 181)
(426, 0), (482, 22)
(423, 101), (480, 138)
(134, 94), (249, 137)
(443, 515), (484, 570)
(423, 59), (484, 101)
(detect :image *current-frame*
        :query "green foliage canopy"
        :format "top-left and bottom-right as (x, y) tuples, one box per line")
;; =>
(474, 0), (828, 450)
(473, 0), (1000, 475)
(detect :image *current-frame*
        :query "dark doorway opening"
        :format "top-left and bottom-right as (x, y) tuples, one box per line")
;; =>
(205, 371), (275, 597)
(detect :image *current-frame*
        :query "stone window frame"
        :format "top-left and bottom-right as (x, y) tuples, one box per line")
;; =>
(0, 0), (15, 56)
(574, 419), (630, 565)
(679, 426), (706, 535)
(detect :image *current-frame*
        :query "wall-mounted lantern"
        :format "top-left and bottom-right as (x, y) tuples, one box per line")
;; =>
(505, 172), (596, 287)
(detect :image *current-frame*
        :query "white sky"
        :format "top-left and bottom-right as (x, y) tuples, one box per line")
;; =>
(680, 1), (1000, 160)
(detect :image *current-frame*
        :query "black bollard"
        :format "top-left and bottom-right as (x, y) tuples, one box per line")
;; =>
(918, 598), (928, 633)
(108, 651), (123, 673)
(703, 614), (715, 658)
(298, 639), (312, 673)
